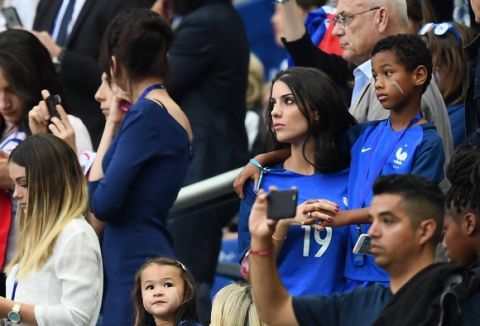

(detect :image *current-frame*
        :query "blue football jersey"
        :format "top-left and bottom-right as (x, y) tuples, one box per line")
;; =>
(239, 167), (350, 295)
(344, 119), (445, 283)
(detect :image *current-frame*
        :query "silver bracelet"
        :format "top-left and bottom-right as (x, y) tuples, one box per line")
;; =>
(274, 0), (291, 4)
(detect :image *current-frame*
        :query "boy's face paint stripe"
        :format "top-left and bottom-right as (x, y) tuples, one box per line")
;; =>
(392, 81), (404, 94)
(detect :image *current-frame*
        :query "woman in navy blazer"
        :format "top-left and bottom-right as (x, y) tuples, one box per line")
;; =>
(88, 9), (193, 326)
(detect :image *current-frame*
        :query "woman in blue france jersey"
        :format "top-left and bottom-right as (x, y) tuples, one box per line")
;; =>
(238, 66), (356, 296)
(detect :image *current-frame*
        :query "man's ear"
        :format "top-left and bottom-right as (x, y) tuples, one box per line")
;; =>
(417, 219), (437, 246)
(376, 7), (389, 33)
(412, 65), (428, 88)
(463, 212), (479, 236)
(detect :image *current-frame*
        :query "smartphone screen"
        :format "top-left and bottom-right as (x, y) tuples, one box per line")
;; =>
(267, 189), (298, 220)
(2, 7), (23, 29)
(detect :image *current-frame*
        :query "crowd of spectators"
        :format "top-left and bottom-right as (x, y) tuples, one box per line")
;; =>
(0, 0), (478, 325)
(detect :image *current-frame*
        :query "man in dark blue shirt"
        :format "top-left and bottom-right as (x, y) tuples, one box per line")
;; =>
(248, 174), (480, 326)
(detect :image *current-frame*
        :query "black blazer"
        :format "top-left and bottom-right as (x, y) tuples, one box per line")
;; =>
(33, 0), (153, 147)
(168, 0), (250, 185)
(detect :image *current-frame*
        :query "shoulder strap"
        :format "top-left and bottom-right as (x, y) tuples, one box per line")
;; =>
(438, 267), (480, 326)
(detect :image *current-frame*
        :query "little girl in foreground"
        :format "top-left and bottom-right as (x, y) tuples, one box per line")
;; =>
(133, 257), (201, 326)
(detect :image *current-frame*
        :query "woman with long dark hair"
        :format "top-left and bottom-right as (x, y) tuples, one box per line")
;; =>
(238, 66), (356, 296)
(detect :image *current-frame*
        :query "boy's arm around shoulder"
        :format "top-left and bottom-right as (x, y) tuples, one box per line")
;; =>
(233, 149), (290, 198)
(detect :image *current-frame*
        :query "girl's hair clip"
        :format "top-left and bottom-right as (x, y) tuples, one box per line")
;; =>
(176, 261), (187, 271)
(419, 22), (462, 45)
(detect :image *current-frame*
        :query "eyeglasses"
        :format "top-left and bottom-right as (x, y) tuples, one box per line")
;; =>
(332, 7), (380, 28)
(419, 22), (462, 45)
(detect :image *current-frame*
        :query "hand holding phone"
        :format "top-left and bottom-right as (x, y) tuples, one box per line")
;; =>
(2, 7), (23, 29)
(352, 234), (372, 255)
(267, 189), (298, 220)
(45, 95), (62, 120)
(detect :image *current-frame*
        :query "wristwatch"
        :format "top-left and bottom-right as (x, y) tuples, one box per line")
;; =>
(7, 303), (21, 324)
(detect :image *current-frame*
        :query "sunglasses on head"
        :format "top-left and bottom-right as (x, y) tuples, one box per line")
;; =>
(419, 22), (462, 45)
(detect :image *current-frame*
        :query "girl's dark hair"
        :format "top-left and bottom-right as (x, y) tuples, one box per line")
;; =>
(133, 257), (198, 326)
(99, 8), (173, 84)
(266, 67), (356, 173)
(445, 149), (480, 215)
(0, 29), (66, 134)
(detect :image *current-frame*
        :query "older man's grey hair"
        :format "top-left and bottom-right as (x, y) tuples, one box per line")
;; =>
(380, 0), (409, 28)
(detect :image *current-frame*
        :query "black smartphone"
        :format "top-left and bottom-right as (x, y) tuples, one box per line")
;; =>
(267, 189), (298, 220)
(45, 95), (62, 119)
(2, 7), (23, 29)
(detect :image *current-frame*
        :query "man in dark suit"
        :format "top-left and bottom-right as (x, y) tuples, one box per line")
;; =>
(153, 0), (250, 322)
(32, 0), (153, 147)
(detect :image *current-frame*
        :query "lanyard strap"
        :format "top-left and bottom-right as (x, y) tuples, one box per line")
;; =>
(139, 83), (165, 100)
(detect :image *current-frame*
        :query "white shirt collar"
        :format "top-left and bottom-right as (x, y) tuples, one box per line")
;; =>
(353, 59), (373, 80)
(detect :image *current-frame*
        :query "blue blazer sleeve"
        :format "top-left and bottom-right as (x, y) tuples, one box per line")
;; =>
(89, 107), (167, 221)
(237, 180), (257, 258)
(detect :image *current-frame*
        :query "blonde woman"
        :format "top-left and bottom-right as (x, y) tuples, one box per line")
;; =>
(0, 134), (103, 325)
(211, 283), (266, 326)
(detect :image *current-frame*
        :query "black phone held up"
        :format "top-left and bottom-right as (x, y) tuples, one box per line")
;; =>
(2, 7), (23, 29)
(267, 189), (298, 220)
(45, 95), (62, 119)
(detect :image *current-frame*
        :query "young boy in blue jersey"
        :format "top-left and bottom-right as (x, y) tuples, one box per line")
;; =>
(338, 33), (446, 288)
(234, 34), (445, 288)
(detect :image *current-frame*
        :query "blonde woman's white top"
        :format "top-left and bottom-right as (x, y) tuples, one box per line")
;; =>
(68, 114), (93, 153)
(5, 217), (103, 326)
